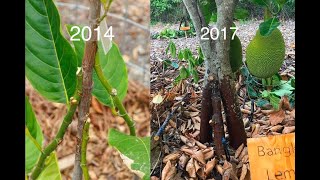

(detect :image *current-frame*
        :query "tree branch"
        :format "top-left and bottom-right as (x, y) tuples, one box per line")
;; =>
(73, 0), (101, 179)
(30, 70), (83, 180)
(94, 52), (136, 136)
(80, 119), (91, 180)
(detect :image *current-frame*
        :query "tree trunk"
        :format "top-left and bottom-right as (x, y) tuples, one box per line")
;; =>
(73, 0), (101, 179)
(215, 0), (246, 149)
(183, 0), (247, 150)
(182, 0), (218, 144)
(211, 80), (225, 157)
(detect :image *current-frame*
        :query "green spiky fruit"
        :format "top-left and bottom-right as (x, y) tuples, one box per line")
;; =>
(230, 35), (243, 72)
(246, 28), (285, 78)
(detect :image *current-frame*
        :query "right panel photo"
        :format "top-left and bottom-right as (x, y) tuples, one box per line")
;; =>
(150, 0), (295, 179)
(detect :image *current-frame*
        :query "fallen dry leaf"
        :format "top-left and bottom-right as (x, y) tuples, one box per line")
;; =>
(203, 148), (214, 160)
(282, 126), (295, 134)
(235, 144), (244, 159)
(268, 125), (284, 132)
(162, 160), (172, 180)
(163, 151), (181, 164)
(178, 153), (190, 169)
(279, 96), (292, 111)
(240, 163), (248, 180)
(91, 97), (103, 114)
(239, 147), (248, 160)
(186, 158), (196, 178)
(192, 150), (206, 165)
(269, 110), (286, 125)
(289, 109), (295, 119)
(205, 158), (217, 176)
(152, 94), (163, 104)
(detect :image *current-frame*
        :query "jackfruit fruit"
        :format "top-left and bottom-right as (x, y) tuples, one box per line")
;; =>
(246, 28), (285, 78)
(230, 35), (243, 72)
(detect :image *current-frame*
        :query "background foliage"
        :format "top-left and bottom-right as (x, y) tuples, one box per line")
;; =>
(151, 0), (294, 23)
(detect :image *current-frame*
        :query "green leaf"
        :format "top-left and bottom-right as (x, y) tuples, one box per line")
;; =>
(247, 85), (258, 98)
(163, 59), (171, 69)
(256, 98), (270, 107)
(178, 51), (184, 60)
(272, 80), (294, 97)
(261, 90), (269, 98)
(25, 96), (43, 174)
(290, 78), (295, 88)
(108, 129), (150, 180)
(37, 152), (62, 180)
(192, 69), (199, 83)
(26, 0), (77, 105)
(92, 42), (128, 107)
(169, 41), (176, 58)
(199, 0), (216, 24)
(174, 75), (182, 84)
(259, 17), (280, 36)
(271, 73), (281, 86)
(66, 25), (85, 65)
(180, 67), (189, 79)
(269, 93), (281, 110)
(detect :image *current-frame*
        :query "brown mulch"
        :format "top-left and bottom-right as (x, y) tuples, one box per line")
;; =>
(26, 79), (150, 180)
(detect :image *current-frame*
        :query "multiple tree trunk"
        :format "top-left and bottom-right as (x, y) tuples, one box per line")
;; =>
(182, 0), (246, 154)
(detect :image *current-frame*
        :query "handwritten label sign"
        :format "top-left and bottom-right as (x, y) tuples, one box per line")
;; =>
(247, 133), (295, 180)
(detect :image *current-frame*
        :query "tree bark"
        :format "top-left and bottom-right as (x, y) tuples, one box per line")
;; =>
(211, 80), (225, 157)
(73, 0), (101, 179)
(215, 0), (246, 149)
(182, 0), (218, 143)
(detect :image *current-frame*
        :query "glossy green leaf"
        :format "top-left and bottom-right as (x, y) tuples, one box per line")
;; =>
(272, 81), (294, 97)
(25, 96), (43, 174)
(256, 98), (270, 108)
(66, 24), (85, 65)
(92, 42), (128, 107)
(108, 129), (150, 180)
(37, 152), (62, 180)
(290, 78), (295, 88)
(269, 93), (281, 110)
(259, 17), (280, 36)
(26, 0), (78, 105)
(169, 41), (176, 58)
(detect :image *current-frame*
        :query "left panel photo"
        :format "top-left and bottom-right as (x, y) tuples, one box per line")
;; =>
(25, 0), (150, 179)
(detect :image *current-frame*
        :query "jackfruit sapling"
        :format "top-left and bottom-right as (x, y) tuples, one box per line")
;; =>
(246, 28), (285, 78)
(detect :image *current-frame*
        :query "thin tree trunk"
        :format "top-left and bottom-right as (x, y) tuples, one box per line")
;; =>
(73, 0), (101, 179)
(182, 0), (218, 143)
(215, 0), (246, 149)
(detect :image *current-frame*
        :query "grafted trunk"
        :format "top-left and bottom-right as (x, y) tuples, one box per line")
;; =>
(211, 80), (225, 157)
(220, 77), (247, 148)
(200, 81), (213, 143)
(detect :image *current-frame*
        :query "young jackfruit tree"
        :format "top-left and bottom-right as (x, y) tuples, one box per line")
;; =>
(229, 34), (242, 73)
(246, 28), (285, 78)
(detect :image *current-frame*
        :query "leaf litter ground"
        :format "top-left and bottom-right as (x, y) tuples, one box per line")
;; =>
(150, 20), (295, 180)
